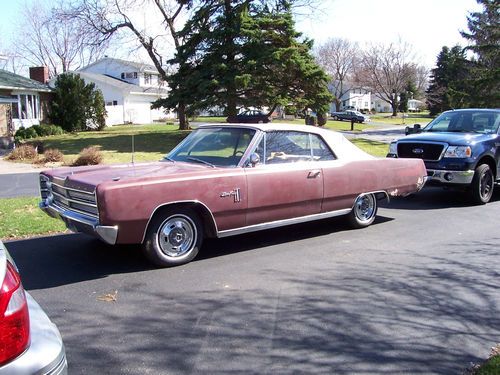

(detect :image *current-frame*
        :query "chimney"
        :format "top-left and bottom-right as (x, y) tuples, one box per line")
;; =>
(29, 66), (49, 84)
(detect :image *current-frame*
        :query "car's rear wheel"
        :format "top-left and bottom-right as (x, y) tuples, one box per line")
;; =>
(142, 208), (203, 267)
(348, 193), (378, 228)
(470, 164), (494, 204)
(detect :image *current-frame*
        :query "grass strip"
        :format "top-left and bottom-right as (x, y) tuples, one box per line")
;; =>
(0, 197), (67, 240)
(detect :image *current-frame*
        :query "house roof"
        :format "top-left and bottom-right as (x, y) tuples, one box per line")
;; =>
(80, 57), (160, 74)
(76, 71), (169, 96)
(0, 69), (52, 92)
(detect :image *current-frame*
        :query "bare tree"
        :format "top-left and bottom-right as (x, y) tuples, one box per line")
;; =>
(13, 1), (109, 78)
(315, 38), (358, 111)
(356, 41), (418, 116)
(66, 0), (192, 130)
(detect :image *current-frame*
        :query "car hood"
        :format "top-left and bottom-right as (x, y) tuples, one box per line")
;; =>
(42, 161), (232, 191)
(400, 131), (493, 145)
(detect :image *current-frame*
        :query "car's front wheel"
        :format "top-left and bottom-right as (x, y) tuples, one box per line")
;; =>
(470, 163), (494, 204)
(348, 193), (378, 228)
(142, 208), (203, 267)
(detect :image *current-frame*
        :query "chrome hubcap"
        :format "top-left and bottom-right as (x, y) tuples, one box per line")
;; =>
(158, 215), (196, 258)
(354, 194), (375, 222)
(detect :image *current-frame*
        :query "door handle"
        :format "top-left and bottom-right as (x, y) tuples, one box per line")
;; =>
(307, 170), (321, 178)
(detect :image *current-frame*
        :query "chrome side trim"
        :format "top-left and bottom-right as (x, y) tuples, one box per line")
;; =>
(217, 208), (352, 238)
(141, 200), (219, 243)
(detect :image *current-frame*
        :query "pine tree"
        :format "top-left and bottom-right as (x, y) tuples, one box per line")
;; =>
(50, 73), (106, 131)
(425, 46), (471, 115)
(460, 0), (500, 107)
(154, 0), (332, 118)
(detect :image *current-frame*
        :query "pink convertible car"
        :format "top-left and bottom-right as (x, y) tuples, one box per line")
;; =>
(40, 124), (426, 267)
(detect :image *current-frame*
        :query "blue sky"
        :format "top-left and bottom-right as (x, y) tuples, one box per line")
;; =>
(0, 0), (482, 68)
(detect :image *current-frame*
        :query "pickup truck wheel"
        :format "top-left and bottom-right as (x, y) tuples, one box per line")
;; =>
(348, 193), (377, 228)
(471, 164), (494, 204)
(143, 208), (203, 267)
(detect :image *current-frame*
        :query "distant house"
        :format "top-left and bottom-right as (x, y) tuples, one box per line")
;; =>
(76, 57), (172, 125)
(408, 99), (424, 112)
(0, 67), (52, 139)
(328, 84), (372, 113)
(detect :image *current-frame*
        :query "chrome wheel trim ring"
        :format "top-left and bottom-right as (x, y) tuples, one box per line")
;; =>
(354, 194), (376, 222)
(157, 215), (197, 258)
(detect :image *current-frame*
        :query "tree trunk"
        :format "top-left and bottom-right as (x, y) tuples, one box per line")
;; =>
(177, 103), (190, 130)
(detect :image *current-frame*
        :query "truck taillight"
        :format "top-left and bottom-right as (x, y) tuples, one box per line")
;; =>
(0, 262), (30, 366)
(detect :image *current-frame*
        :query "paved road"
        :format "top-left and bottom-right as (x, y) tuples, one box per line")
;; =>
(0, 172), (40, 198)
(6, 187), (500, 374)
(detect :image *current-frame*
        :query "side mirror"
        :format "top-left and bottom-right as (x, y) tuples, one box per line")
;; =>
(405, 124), (422, 135)
(248, 153), (260, 167)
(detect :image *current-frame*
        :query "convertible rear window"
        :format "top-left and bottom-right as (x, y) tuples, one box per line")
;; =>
(255, 131), (336, 164)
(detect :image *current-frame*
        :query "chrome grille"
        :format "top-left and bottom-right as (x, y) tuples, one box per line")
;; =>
(397, 142), (446, 161)
(40, 175), (98, 218)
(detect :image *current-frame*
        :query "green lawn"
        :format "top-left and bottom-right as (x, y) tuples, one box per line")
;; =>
(370, 112), (433, 126)
(39, 124), (190, 164)
(0, 197), (67, 240)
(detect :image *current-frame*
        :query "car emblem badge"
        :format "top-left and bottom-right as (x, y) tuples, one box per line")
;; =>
(220, 188), (241, 203)
(412, 148), (424, 154)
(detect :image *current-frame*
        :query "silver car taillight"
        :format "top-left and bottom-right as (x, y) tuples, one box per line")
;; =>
(0, 261), (30, 366)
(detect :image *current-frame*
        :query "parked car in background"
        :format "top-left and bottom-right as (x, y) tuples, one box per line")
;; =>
(331, 110), (370, 123)
(388, 108), (500, 204)
(0, 240), (67, 375)
(227, 110), (271, 123)
(39, 123), (426, 267)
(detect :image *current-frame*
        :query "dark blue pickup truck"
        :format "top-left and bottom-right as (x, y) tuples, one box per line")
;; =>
(387, 108), (500, 204)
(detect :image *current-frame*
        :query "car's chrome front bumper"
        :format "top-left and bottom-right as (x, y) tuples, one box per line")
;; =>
(426, 169), (474, 184)
(40, 201), (118, 245)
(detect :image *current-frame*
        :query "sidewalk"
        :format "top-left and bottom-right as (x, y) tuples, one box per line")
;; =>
(0, 150), (42, 175)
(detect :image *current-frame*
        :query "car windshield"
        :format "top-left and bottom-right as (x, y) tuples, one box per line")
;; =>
(165, 127), (256, 167)
(424, 110), (500, 134)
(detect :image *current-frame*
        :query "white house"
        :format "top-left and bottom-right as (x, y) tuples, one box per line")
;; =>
(408, 99), (425, 112)
(77, 58), (173, 125)
(328, 83), (372, 113)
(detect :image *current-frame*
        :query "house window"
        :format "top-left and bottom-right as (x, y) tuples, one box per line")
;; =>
(12, 102), (19, 119)
(105, 101), (118, 106)
(18, 94), (40, 119)
(121, 73), (125, 79)
(124, 72), (137, 79)
(144, 73), (152, 85)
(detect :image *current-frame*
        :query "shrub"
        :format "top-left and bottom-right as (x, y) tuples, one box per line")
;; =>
(72, 146), (103, 166)
(50, 73), (107, 132)
(40, 148), (65, 163)
(14, 124), (64, 141)
(37, 124), (64, 137)
(5, 144), (38, 161)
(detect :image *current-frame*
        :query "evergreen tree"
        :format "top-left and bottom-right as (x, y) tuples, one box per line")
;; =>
(154, 0), (332, 118)
(460, 0), (499, 107)
(425, 46), (471, 115)
(50, 73), (106, 131)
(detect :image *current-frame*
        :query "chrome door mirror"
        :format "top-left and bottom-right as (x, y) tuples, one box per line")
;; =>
(248, 153), (260, 167)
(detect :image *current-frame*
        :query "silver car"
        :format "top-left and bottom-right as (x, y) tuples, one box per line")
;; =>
(0, 240), (67, 374)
